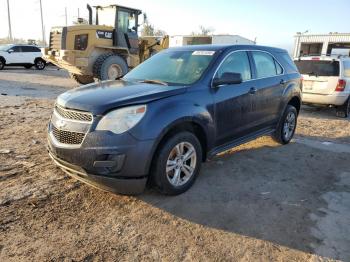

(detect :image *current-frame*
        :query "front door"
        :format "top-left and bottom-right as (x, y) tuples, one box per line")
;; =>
(212, 51), (254, 145)
(7, 46), (23, 64)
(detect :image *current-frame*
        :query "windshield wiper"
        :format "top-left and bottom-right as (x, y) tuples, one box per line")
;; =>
(138, 79), (168, 86)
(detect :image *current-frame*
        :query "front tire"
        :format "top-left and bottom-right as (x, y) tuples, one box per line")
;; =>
(0, 58), (5, 70)
(70, 73), (95, 85)
(336, 97), (350, 118)
(273, 105), (298, 144)
(34, 58), (46, 70)
(93, 54), (128, 81)
(151, 132), (202, 195)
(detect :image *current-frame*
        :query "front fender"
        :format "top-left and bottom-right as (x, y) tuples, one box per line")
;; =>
(129, 96), (215, 173)
(131, 97), (214, 141)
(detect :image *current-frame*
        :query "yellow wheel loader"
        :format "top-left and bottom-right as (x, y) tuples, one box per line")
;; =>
(43, 4), (169, 85)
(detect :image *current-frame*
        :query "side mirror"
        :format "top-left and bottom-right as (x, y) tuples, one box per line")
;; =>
(7, 49), (14, 53)
(213, 72), (242, 87)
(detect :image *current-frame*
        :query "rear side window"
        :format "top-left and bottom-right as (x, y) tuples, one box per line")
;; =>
(343, 61), (350, 77)
(251, 51), (281, 78)
(294, 60), (340, 77)
(216, 51), (251, 81)
(280, 53), (298, 72)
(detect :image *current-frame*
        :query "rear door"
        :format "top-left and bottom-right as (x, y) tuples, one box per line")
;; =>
(295, 59), (339, 95)
(22, 46), (41, 64)
(213, 51), (254, 145)
(248, 51), (285, 130)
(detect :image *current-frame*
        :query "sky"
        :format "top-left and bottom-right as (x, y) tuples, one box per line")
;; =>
(1, 0), (350, 52)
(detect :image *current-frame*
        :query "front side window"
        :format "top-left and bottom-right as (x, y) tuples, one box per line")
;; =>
(252, 51), (279, 78)
(22, 46), (39, 52)
(12, 46), (22, 52)
(124, 50), (216, 85)
(216, 51), (251, 81)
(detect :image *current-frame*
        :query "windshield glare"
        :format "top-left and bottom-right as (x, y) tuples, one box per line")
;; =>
(124, 50), (216, 85)
(295, 60), (339, 77)
(0, 45), (11, 51)
(97, 7), (116, 27)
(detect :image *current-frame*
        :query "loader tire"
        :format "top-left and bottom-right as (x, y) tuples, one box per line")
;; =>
(93, 53), (128, 81)
(70, 73), (95, 85)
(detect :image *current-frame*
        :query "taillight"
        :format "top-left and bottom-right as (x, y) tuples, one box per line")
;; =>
(335, 79), (346, 92)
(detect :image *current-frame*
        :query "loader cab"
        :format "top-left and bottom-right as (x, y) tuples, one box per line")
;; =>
(93, 5), (142, 53)
(95, 5), (141, 33)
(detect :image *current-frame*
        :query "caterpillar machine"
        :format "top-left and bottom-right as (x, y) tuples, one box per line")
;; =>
(43, 4), (169, 84)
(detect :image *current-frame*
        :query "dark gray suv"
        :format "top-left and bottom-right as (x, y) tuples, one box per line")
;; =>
(48, 45), (301, 195)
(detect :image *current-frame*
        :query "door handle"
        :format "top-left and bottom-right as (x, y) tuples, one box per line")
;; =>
(280, 79), (286, 85)
(249, 87), (257, 94)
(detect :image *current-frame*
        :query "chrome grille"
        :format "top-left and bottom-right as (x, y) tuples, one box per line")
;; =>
(52, 125), (85, 145)
(55, 105), (93, 122)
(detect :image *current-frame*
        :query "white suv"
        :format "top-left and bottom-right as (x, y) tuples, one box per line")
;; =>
(0, 44), (46, 70)
(295, 56), (350, 118)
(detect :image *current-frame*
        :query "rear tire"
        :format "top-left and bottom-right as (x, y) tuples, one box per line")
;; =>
(336, 97), (350, 118)
(0, 58), (5, 70)
(273, 105), (298, 144)
(70, 73), (95, 85)
(93, 54), (128, 81)
(151, 132), (202, 195)
(34, 58), (46, 70)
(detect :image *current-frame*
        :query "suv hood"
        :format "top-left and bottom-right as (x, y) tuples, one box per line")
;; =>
(57, 80), (187, 115)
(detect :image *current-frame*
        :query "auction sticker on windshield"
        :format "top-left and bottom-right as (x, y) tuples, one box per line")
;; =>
(192, 51), (215, 56)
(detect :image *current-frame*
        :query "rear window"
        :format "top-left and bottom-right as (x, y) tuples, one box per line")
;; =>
(295, 60), (339, 77)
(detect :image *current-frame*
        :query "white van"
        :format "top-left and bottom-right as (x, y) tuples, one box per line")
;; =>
(295, 56), (350, 117)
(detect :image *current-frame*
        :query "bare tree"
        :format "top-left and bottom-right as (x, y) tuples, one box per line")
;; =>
(191, 25), (215, 36)
(141, 13), (167, 36)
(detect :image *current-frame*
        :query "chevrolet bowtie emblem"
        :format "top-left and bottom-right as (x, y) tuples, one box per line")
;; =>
(56, 119), (66, 129)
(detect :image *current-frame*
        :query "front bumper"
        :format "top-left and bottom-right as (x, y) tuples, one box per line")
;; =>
(302, 92), (349, 106)
(48, 150), (147, 195)
(47, 119), (156, 195)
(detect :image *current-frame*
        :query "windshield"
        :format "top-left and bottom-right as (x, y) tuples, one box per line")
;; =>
(97, 7), (116, 27)
(0, 44), (12, 51)
(295, 60), (339, 77)
(124, 50), (216, 85)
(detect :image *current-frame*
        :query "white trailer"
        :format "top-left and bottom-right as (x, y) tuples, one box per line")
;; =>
(293, 33), (350, 58)
(169, 35), (255, 47)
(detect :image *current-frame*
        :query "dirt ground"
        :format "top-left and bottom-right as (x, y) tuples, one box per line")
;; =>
(0, 68), (349, 261)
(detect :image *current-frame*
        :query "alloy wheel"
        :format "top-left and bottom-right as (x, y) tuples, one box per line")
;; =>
(283, 111), (296, 140)
(36, 60), (45, 69)
(166, 142), (197, 187)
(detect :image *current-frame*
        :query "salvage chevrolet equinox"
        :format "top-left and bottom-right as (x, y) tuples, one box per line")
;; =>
(48, 45), (302, 195)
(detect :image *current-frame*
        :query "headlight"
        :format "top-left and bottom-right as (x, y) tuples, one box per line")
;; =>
(96, 105), (147, 134)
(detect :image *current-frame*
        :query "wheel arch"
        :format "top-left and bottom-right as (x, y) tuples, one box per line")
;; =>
(34, 57), (45, 63)
(288, 96), (301, 114)
(146, 119), (209, 175)
(0, 56), (6, 63)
